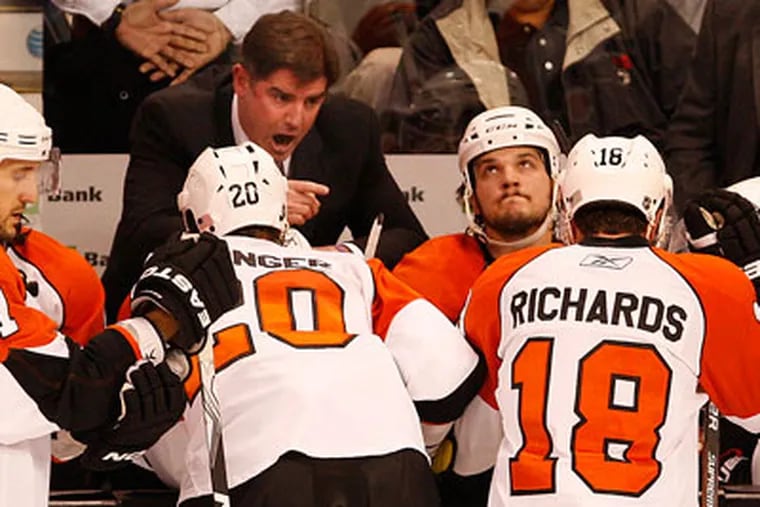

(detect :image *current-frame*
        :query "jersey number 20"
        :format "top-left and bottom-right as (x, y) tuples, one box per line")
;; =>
(185, 269), (352, 400)
(510, 338), (672, 496)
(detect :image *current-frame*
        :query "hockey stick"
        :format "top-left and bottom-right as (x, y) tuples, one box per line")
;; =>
(364, 213), (384, 259)
(701, 400), (720, 507)
(198, 336), (230, 507)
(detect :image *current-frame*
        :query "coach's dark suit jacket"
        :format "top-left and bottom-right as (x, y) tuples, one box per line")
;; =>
(665, 0), (760, 213)
(102, 65), (427, 322)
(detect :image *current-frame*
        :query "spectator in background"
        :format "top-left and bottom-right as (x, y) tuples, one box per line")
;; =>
(392, 105), (562, 506)
(350, 2), (417, 57)
(102, 10), (427, 323)
(665, 0), (760, 214)
(335, 2), (417, 111)
(383, 0), (702, 153)
(383, 0), (529, 152)
(45, 0), (301, 152)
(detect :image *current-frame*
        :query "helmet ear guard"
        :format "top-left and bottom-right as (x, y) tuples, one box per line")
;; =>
(177, 142), (288, 238)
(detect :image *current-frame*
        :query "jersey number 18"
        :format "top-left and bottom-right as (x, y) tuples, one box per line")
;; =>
(510, 338), (672, 497)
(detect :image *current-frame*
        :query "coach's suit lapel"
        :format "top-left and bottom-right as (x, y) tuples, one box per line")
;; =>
(290, 127), (327, 239)
(213, 71), (236, 147)
(753, 21), (760, 137)
(290, 128), (325, 180)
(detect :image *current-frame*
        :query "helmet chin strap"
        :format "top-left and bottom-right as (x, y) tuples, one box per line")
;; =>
(479, 213), (552, 256)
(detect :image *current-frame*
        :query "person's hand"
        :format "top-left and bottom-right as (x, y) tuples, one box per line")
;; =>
(287, 180), (330, 226)
(140, 8), (232, 85)
(131, 232), (242, 354)
(684, 187), (760, 297)
(116, 0), (209, 79)
(75, 362), (186, 471)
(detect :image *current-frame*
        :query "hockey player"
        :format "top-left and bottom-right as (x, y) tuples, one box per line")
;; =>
(393, 105), (562, 322)
(392, 105), (562, 506)
(0, 84), (241, 505)
(144, 141), (485, 506)
(462, 133), (760, 506)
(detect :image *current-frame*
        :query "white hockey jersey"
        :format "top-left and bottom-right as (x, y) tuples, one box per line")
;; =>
(463, 238), (760, 507)
(146, 236), (481, 503)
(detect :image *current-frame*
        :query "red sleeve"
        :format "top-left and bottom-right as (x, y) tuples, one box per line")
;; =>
(117, 294), (132, 322)
(695, 259), (760, 418)
(369, 258), (423, 339)
(655, 250), (760, 420)
(370, 259), (484, 423)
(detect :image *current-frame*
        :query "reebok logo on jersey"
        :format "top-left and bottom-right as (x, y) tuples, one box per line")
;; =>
(579, 254), (633, 270)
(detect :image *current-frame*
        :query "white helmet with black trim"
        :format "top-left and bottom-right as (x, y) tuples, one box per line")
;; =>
(177, 142), (288, 239)
(0, 84), (60, 195)
(557, 133), (672, 244)
(457, 105), (562, 246)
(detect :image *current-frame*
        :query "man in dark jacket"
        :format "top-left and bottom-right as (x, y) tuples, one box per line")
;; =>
(665, 0), (760, 213)
(102, 11), (426, 322)
(384, 0), (702, 152)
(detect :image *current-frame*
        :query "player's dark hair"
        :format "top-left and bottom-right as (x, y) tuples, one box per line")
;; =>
(230, 225), (283, 244)
(573, 201), (648, 237)
(241, 11), (340, 87)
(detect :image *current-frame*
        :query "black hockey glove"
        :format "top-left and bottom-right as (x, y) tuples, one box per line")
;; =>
(683, 188), (760, 298)
(76, 362), (186, 471)
(132, 232), (242, 354)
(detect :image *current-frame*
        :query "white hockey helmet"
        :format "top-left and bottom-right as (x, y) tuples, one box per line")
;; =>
(557, 133), (672, 243)
(457, 106), (562, 238)
(177, 142), (288, 238)
(0, 84), (60, 195)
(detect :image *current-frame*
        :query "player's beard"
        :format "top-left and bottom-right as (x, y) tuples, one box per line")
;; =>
(482, 204), (551, 239)
(0, 215), (26, 245)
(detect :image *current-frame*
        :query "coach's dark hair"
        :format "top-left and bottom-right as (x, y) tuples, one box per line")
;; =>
(241, 11), (340, 87)
(573, 201), (648, 237)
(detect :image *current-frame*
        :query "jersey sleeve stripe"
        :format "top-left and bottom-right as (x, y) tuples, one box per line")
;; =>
(416, 347), (487, 423)
(108, 317), (166, 364)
